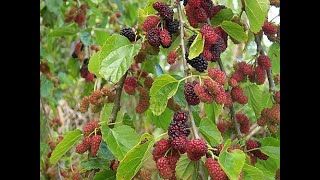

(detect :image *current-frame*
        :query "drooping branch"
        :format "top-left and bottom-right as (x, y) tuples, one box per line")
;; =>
(177, 2), (200, 139)
(254, 35), (276, 93)
(108, 71), (128, 128)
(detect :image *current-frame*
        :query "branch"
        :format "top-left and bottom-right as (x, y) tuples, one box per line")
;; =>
(254, 34), (276, 93)
(177, 2), (200, 139)
(108, 71), (128, 128)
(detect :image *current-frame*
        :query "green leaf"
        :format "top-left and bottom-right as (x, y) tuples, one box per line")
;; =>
(149, 74), (179, 115)
(204, 102), (222, 122)
(199, 117), (223, 146)
(243, 163), (264, 180)
(219, 140), (246, 180)
(46, 0), (63, 14)
(259, 138), (280, 160)
(80, 31), (92, 46)
(88, 53), (101, 78)
(245, 0), (270, 33)
(94, 30), (110, 46)
(81, 158), (109, 170)
(244, 83), (273, 118)
(116, 133), (155, 180)
(122, 113), (134, 129)
(100, 103), (114, 123)
(268, 43), (280, 74)
(106, 125), (140, 160)
(175, 154), (196, 180)
(99, 38), (141, 83)
(98, 141), (115, 160)
(188, 33), (204, 59)
(211, 8), (234, 26)
(255, 157), (279, 180)
(221, 21), (248, 43)
(49, 129), (82, 164)
(146, 108), (173, 130)
(94, 34), (137, 81)
(48, 27), (77, 37)
(172, 80), (187, 108)
(94, 170), (116, 180)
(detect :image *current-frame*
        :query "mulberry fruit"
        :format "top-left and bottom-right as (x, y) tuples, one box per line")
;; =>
(171, 136), (188, 154)
(194, 83), (214, 103)
(254, 65), (267, 85)
(208, 68), (226, 85)
(90, 135), (102, 156)
(188, 0), (201, 7)
(142, 15), (160, 31)
(257, 116), (267, 126)
(200, 24), (218, 45)
(120, 28), (136, 42)
(231, 86), (248, 104)
(168, 120), (190, 140)
(166, 19), (180, 33)
(167, 50), (177, 64)
(153, 139), (171, 160)
(210, 37), (227, 61)
(167, 98), (181, 111)
(147, 27), (161, 47)
(186, 139), (208, 161)
(205, 158), (228, 180)
(188, 34), (197, 47)
(152, 2), (174, 22)
(257, 55), (271, 70)
(217, 120), (229, 134)
(230, 71), (245, 83)
(160, 29), (172, 48)
(224, 91), (233, 107)
(156, 157), (174, 179)
(184, 81), (200, 105)
(238, 62), (253, 76)
(72, 172), (82, 180)
(228, 78), (238, 88)
(187, 54), (208, 72)
(173, 111), (188, 123)
(144, 76), (154, 89)
(124, 77), (138, 95)
(83, 121), (100, 137)
(263, 21), (278, 35)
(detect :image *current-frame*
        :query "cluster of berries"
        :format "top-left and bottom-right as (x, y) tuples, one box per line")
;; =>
(185, 68), (227, 105)
(141, 2), (180, 49)
(49, 118), (62, 131)
(262, 21), (280, 43)
(257, 102), (280, 134)
(64, 5), (88, 27)
(123, 65), (154, 113)
(184, 0), (225, 28)
(185, 25), (228, 72)
(75, 121), (102, 156)
(246, 139), (269, 160)
(40, 61), (59, 87)
(79, 86), (115, 113)
(153, 111), (208, 178)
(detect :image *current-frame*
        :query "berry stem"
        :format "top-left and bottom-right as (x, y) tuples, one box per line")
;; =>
(254, 34), (276, 93)
(177, 2), (200, 140)
(108, 71), (128, 127)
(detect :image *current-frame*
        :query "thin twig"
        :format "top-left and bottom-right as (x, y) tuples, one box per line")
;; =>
(177, 2), (200, 139)
(108, 71), (128, 127)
